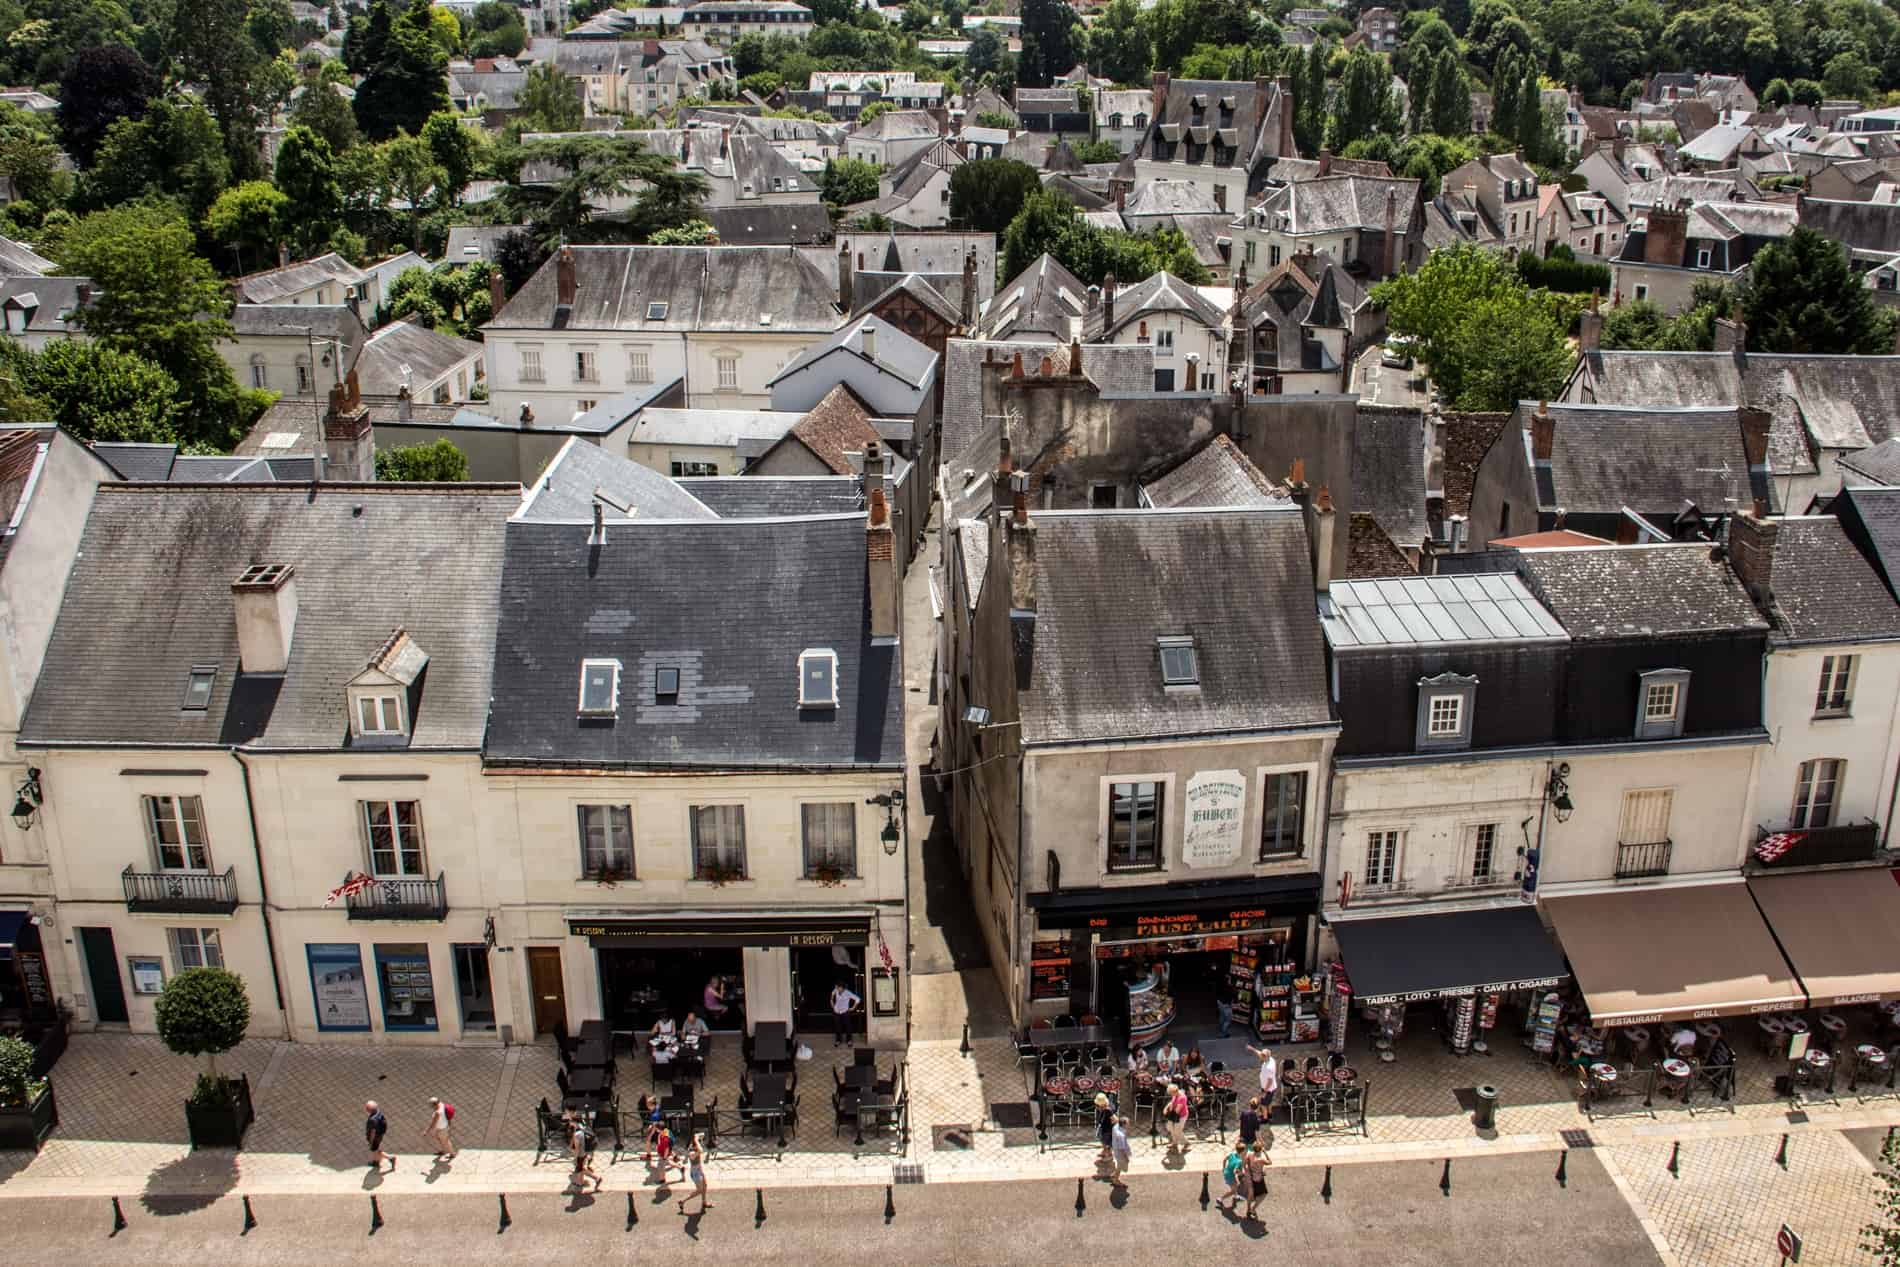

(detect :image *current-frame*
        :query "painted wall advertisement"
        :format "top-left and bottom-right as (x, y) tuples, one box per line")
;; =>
(1180, 769), (1246, 868)
(306, 943), (371, 1032)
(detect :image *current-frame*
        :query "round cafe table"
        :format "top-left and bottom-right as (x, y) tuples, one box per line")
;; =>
(1332, 1066), (1358, 1086)
(1820, 1013), (1848, 1039)
(1283, 1068), (1306, 1089)
(1590, 1062), (1617, 1084)
(1784, 1016), (1810, 1035)
(1306, 1068), (1332, 1088)
(1072, 1075), (1097, 1095)
(1209, 1071), (1234, 1091)
(1134, 1071), (1155, 1089)
(1804, 1048), (1832, 1071)
(1662, 1058), (1690, 1077)
(1097, 1077), (1121, 1095)
(1043, 1077), (1071, 1097)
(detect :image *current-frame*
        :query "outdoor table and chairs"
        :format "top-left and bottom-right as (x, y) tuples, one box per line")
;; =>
(1579, 1060), (1655, 1117)
(1659, 1058), (1692, 1101)
(740, 1071), (796, 1142)
(1851, 1043), (1895, 1092)
(749, 1022), (792, 1070)
(649, 1032), (706, 1086)
(1794, 1046), (1836, 1096)
(1286, 1063), (1365, 1139)
(568, 1065), (612, 1098)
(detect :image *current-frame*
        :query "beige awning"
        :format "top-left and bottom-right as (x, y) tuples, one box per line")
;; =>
(1748, 868), (1900, 1007)
(1544, 882), (1804, 1027)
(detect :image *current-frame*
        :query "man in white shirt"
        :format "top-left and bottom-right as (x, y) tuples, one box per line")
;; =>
(1247, 1044), (1279, 1111)
(830, 982), (862, 1045)
(1155, 1039), (1182, 1075)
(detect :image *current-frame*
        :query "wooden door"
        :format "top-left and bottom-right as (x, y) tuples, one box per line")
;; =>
(526, 947), (567, 1037)
(77, 927), (128, 1024)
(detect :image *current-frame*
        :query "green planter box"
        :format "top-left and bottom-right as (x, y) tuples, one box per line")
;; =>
(184, 1073), (254, 1150)
(0, 1079), (58, 1152)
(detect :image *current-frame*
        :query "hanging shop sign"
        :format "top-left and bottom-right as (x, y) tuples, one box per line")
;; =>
(1095, 907), (1276, 943)
(1180, 770), (1247, 869)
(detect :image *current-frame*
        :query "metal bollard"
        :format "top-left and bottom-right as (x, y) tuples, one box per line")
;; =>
(960, 1022), (972, 1057)
(1074, 1177), (1086, 1216)
(1198, 1171), (1210, 1209)
(754, 1187), (766, 1226)
(1667, 1141), (1679, 1177)
(627, 1191), (639, 1228)
(111, 1196), (128, 1234)
(498, 1193), (511, 1232)
(1440, 1158), (1451, 1197)
(242, 1194), (257, 1233)
(1555, 1150), (1567, 1188)
(369, 1194), (384, 1233)
(1775, 1133), (1789, 1169)
(884, 1183), (896, 1223)
(1321, 1165), (1333, 1204)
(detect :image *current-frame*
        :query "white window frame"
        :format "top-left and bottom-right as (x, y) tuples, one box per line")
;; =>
(716, 355), (739, 391)
(1427, 694), (1465, 737)
(1815, 654), (1856, 716)
(671, 459), (719, 477)
(1468, 822), (1497, 881)
(1256, 766), (1308, 860)
(576, 803), (635, 877)
(1792, 758), (1844, 829)
(1635, 668), (1690, 739)
(1364, 829), (1401, 887)
(690, 802), (748, 879)
(798, 648), (838, 707)
(143, 795), (211, 871)
(800, 802), (858, 878)
(355, 692), (405, 736)
(626, 345), (653, 384)
(579, 658), (621, 716)
(167, 926), (224, 971)
(361, 799), (427, 876)
(295, 357), (312, 394)
(575, 347), (598, 383)
(1696, 246), (1712, 269)
(1155, 328), (1174, 351)
(1101, 774), (1169, 874)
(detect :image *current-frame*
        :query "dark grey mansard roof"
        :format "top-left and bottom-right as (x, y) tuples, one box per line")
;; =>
(1352, 407), (1429, 551)
(1516, 543), (1768, 641)
(20, 485), (520, 750)
(1758, 516), (1900, 645)
(486, 515), (903, 769)
(1534, 402), (1770, 515)
(1021, 508), (1332, 745)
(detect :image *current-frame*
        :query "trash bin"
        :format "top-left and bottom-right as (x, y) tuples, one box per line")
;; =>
(1473, 1085), (1499, 1130)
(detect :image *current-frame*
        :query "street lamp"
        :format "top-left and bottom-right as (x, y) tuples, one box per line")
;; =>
(868, 790), (905, 856)
(11, 766), (41, 831)
(1546, 761), (1574, 824)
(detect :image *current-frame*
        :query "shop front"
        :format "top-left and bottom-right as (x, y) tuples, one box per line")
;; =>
(0, 911), (56, 1028)
(1026, 874), (1320, 1046)
(1327, 904), (1568, 1061)
(568, 907), (900, 1042)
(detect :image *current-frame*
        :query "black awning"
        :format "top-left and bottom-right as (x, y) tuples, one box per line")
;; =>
(1331, 905), (1566, 1005)
(0, 910), (28, 959)
(568, 913), (870, 949)
(1028, 873), (1320, 930)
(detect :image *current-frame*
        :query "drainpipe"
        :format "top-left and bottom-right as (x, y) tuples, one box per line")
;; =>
(1528, 758), (1555, 903)
(231, 750), (291, 1037)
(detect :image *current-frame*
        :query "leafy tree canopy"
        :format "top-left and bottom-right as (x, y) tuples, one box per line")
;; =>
(1743, 226), (1898, 355)
(1372, 242), (1570, 410)
(376, 437), (471, 480)
(949, 157), (1040, 234)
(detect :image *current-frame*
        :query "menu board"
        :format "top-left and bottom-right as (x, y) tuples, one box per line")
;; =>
(1030, 938), (1070, 1001)
(16, 949), (50, 1010)
(307, 943), (372, 1032)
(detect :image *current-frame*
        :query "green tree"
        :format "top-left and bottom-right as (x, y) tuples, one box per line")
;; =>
(1372, 242), (1569, 410)
(353, 0), (449, 142)
(650, 218), (715, 245)
(1760, 76), (1792, 109)
(820, 155), (879, 207)
(379, 132), (443, 245)
(949, 157), (1040, 233)
(166, 0), (268, 177)
(858, 99), (894, 126)
(424, 3), (461, 57)
(1327, 45), (1399, 151)
(1088, 0), (1149, 84)
(493, 227), (546, 294)
(1, 339), (183, 442)
(57, 202), (248, 448)
(1407, 48), (1436, 133)
(1294, 38), (1327, 157)
(966, 26), (1006, 76)
(248, 0), (296, 54)
(83, 96), (231, 223)
(1865, 1128), (1900, 1265)
(1824, 50), (1875, 101)
(204, 179), (287, 272)
(1020, 0), (1078, 87)
(516, 61), (584, 133)
(154, 966), (250, 1083)
(1070, 139), (1121, 163)
(56, 44), (157, 168)
(500, 136), (704, 245)
(1792, 79), (1824, 107)
(376, 438), (470, 480)
(288, 79), (358, 152)
(274, 124), (342, 254)
(1745, 226), (1898, 355)
(1491, 45), (1521, 141)
(421, 111), (477, 203)
(0, 1033), (36, 1107)
(1427, 47), (1472, 137)
(0, 103), (63, 210)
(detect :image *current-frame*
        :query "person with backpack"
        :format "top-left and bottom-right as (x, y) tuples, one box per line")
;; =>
(569, 1113), (601, 1191)
(424, 1095), (457, 1161)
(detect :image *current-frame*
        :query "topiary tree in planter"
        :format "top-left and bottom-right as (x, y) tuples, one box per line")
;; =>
(156, 968), (254, 1145)
(0, 1034), (37, 1108)
(0, 1032), (56, 1150)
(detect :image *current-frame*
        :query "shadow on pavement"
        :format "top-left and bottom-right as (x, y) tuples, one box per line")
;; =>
(140, 1148), (238, 1213)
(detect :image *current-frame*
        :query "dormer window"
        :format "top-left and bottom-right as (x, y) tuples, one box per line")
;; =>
(1635, 668), (1690, 740)
(1158, 636), (1198, 688)
(182, 666), (217, 712)
(346, 626), (426, 742)
(1414, 671), (1477, 750)
(798, 648), (838, 708)
(655, 666), (680, 701)
(357, 694), (403, 734)
(580, 658), (621, 716)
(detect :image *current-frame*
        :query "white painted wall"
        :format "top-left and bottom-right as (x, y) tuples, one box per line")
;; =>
(1537, 742), (1764, 887)
(1756, 642), (1900, 840)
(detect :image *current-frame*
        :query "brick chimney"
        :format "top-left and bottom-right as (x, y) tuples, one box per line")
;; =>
(1738, 405), (1770, 468)
(865, 440), (899, 640)
(1579, 289), (1602, 351)
(1728, 504), (1778, 605)
(1102, 272), (1116, 330)
(1530, 399), (1554, 461)
(1007, 469), (1036, 612)
(1712, 304), (1746, 355)
(231, 563), (298, 674)
(1276, 75), (1294, 159)
(960, 247), (977, 326)
(859, 321), (876, 363)
(1151, 71), (1170, 121)
(556, 245), (577, 307)
(323, 368), (374, 481)
(1318, 148), (1332, 177)
(838, 240), (853, 311)
(1643, 202), (1689, 267)
(489, 267), (506, 316)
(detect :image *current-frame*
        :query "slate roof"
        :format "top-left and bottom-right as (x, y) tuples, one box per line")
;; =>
(1136, 77), (1288, 174)
(1121, 180), (1220, 217)
(233, 252), (367, 304)
(0, 235), (53, 277)
(1625, 175), (1759, 208)
(768, 314), (937, 398)
(1353, 407), (1430, 551)
(1516, 543), (1768, 640)
(809, 232), (997, 305)
(1571, 349), (1900, 476)
(518, 435), (717, 522)
(1238, 257), (1361, 372)
(486, 245), (841, 333)
(1140, 434), (1287, 508)
(1530, 401), (1770, 515)
(1840, 438), (1900, 486)
(850, 109), (939, 142)
(1252, 174), (1422, 234)
(486, 515), (903, 769)
(1087, 271), (1224, 341)
(230, 303), (365, 343)
(354, 319), (481, 396)
(1441, 412), (1511, 520)
(444, 225), (533, 264)
(675, 475), (865, 516)
(626, 405), (799, 449)
(1800, 197), (1900, 256)
(1020, 508), (1331, 744)
(854, 271), (961, 326)
(90, 442), (182, 482)
(939, 338), (1156, 468)
(706, 203), (834, 245)
(1757, 515), (1900, 645)
(19, 485), (519, 750)
(980, 252), (1089, 341)
(0, 277), (87, 333)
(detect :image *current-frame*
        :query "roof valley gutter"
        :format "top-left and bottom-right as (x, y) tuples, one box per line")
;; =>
(231, 749), (290, 1034)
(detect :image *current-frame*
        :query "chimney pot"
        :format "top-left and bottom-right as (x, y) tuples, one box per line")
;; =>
(488, 268), (506, 315)
(1318, 148), (1332, 176)
(1531, 400), (1555, 460)
(1728, 504), (1778, 604)
(556, 245), (577, 307)
(859, 321), (876, 361)
(1311, 484), (1336, 592)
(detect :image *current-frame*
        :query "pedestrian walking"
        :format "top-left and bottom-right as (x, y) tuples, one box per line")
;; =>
(1242, 1143), (1271, 1221)
(678, 1134), (712, 1214)
(364, 1100), (394, 1171)
(423, 1096), (456, 1160)
(830, 981), (862, 1045)
(1163, 1082), (1190, 1155)
(1219, 1145), (1244, 1209)
(569, 1114), (601, 1191)
(1237, 1096), (1261, 1150)
(1215, 979), (1235, 1038)
(1093, 1091), (1116, 1162)
(1110, 1116), (1132, 1187)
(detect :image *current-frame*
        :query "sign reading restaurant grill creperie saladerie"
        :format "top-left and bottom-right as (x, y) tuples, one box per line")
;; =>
(1180, 769), (1247, 869)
